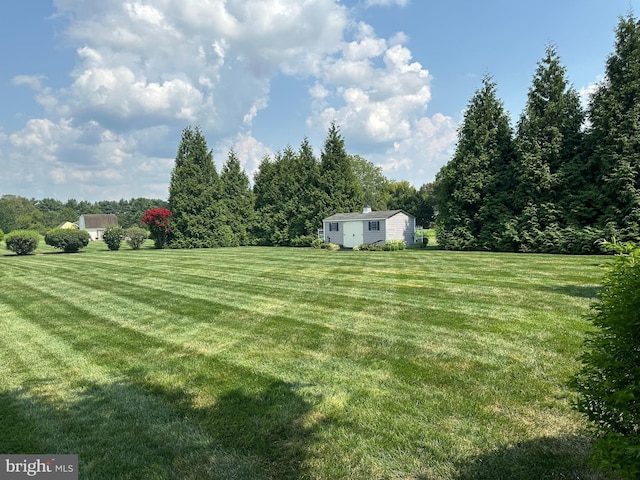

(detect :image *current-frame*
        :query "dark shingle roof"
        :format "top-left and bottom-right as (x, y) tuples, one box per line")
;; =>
(81, 214), (118, 228)
(323, 209), (413, 221)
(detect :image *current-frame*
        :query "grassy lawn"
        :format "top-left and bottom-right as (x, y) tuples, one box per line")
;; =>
(0, 242), (612, 479)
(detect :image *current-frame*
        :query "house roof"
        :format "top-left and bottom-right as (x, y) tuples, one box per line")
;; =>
(57, 221), (78, 229)
(80, 214), (118, 228)
(323, 209), (414, 222)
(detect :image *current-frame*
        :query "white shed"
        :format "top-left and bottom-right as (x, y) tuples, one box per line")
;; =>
(322, 207), (416, 248)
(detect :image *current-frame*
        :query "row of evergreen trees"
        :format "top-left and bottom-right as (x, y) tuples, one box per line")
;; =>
(168, 123), (365, 248)
(435, 14), (640, 253)
(166, 123), (434, 248)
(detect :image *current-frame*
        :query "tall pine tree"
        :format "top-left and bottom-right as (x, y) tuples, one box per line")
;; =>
(290, 138), (323, 241)
(435, 76), (516, 250)
(168, 126), (230, 248)
(589, 13), (640, 242)
(512, 45), (586, 252)
(318, 123), (363, 218)
(220, 149), (254, 246)
(252, 154), (283, 245)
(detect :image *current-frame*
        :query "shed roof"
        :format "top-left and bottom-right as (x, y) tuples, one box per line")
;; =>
(323, 209), (414, 222)
(81, 214), (118, 228)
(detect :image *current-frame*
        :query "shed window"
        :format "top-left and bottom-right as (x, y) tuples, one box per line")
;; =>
(329, 222), (339, 232)
(368, 221), (380, 231)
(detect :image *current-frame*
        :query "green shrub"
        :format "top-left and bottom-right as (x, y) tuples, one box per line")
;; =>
(290, 234), (316, 247)
(103, 225), (125, 251)
(383, 240), (406, 251)
(0, 228), (4, 243)
(5, 230), (40, 255)
(573, 240), (640, 478)
(126, 227), (148, 250)
(311, 238), (324, 249)
(44, 229), (90, 253)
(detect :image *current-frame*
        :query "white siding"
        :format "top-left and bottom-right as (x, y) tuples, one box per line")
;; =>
(324, 221), (344, 245)
(363, 220), (386, 245)
(386, 213), (415, 244)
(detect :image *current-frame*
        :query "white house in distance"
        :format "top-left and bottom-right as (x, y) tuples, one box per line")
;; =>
(78, 214), (118, 241)
(322, 206), (416, 248)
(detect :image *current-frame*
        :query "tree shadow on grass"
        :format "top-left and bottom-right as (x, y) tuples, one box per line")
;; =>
(540, 285), (601, 299)
(452, 435), (612, 480)
(0, 378), (319, 479)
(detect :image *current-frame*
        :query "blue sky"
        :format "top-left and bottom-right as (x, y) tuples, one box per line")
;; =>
(0, 0), (634, 201)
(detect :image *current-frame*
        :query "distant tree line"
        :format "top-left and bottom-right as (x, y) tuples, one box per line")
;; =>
(434, 14), (640, 253)
(0, 195), (168, 234)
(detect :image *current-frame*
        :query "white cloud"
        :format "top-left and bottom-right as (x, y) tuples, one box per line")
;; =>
(12, 74), (47, 91)
(578, 76), (601, 111)
(214, 133), (274, 183)
(364, 0), (409, 7)
(365, 113), (457, 187)
(308, 21), (446, 151)
(2, 0), (457, 200)
(3, 117), (174, 199)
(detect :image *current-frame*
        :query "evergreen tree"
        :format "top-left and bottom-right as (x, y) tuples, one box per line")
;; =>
(220, 149), (255, 246)
(589, 13), (640, 242)
(434, 76), (516, 250)
(512, 45), (586, 252)
(252, 154), (281, 245)
(318, 123), (363, 218)
(255, 148), (294, 245)
(168, 126), (230, 248)
(295, 138), (323, 239)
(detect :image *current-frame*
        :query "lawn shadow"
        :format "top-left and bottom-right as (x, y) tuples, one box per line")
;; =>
(452, 435), (611, 480)
(0, 377), (319, 479)
(541, 285), (600, 299)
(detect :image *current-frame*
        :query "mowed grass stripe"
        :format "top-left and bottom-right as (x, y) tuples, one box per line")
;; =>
(0, 247), (610, 479)
(7, 251), (579, 394)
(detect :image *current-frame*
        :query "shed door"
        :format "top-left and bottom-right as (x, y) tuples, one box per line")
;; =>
(343, 221), (363, 248)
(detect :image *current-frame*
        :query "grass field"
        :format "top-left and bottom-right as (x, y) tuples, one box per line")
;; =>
(0, 241), (612, 479)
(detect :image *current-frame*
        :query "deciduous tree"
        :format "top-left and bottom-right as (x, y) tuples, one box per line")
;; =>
(350, 154), (389, 211)
(141, 207), (172, 249)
